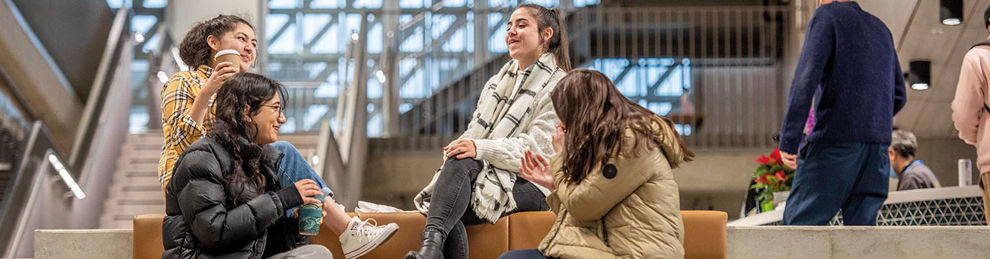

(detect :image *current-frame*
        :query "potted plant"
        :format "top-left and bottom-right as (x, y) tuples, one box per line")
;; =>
(750, 148), (795, 212)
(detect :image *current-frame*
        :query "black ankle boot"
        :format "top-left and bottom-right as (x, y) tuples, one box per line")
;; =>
(405, 229), (445, 259)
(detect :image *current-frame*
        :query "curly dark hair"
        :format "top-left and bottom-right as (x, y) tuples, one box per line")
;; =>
(210, 73), (287, 204)
(179, 14), (253, 70)
(551, 69), (694, 184)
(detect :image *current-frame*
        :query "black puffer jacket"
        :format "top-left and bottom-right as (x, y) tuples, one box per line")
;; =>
(162, 133), (306, 259)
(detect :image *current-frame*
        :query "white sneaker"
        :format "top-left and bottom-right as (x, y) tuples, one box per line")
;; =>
(339, 217), (399, 259)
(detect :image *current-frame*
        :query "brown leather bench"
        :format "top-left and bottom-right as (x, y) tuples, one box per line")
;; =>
(134, 210), (726, 258)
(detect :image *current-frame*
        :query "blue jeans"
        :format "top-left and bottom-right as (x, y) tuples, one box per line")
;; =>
(271, 141), (334, 214)
(782, 142), (889, 225)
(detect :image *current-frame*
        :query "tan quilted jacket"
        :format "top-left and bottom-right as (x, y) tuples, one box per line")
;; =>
(539, 123), (687, 259)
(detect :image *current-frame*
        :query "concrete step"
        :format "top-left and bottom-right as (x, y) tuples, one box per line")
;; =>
(108, 184), (162, 194)
(111, 174), (159, 186)
(120, 143), (161, 153)
(127, 133), (163, 141)
(99, 216), (134, 229)
(35, 229), (133, 258)
(108, 187), (163, 201)
(100, 203), (165, 217)
(117, 158), (159, 167)
(116, 162), (158, 171)
(105, 199), (164, 207)
(112, 169), (157, 177)
(121, 156), (160, 164)
(123, 140), (163, 147)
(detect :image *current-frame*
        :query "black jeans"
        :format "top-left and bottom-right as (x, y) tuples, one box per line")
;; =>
(424, 157), (550, 259)
(499, 249), (556, 259)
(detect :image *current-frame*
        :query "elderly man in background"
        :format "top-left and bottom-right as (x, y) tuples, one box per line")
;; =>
(888, 130), (939, 191)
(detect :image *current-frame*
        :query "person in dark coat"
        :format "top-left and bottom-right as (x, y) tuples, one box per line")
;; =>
(162, 73), (332, 259)
(777, 0), (906, 226)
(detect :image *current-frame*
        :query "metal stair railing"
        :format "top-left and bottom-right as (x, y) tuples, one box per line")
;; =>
(0, 7), (134, 258)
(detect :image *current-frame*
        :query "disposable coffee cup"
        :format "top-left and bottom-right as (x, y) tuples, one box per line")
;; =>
(213, 49), (241, 70)
(299, 194), (324, 236)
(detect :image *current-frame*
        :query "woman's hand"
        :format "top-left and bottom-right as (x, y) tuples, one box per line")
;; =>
(520, 150), (554, 191)
(552, 123), (565, 153)
(202, 62), (239, 96)
(294, 179), (323, 206)
(443, 139), (477, 159)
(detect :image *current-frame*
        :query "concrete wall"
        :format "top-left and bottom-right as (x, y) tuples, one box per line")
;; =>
(360, 148), (765, 219)
(915, 137), (978, 187)
(362, 150), (441, 209)
(728, 226), (990, 259)
(34, 225), (990, 259)
(358, 138), (979, 219)
(34, 229), (131, 259)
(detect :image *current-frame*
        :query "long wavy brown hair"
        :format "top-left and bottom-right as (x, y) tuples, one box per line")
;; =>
(551, 69), (695, 184)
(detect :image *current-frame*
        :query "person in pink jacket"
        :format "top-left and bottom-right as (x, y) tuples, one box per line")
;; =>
(951, 4), (990, 225)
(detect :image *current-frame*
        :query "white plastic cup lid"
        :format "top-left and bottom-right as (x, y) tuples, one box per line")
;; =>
(214, 49), (240, 58)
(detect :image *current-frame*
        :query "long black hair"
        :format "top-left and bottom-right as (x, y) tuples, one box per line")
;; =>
(179, 14), (253, 69)
(210, 73), (287, 204)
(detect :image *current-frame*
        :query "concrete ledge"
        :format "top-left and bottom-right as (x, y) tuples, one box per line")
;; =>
(33, 226), (990, 258)
(728, 226), (990, 259)
(34, 229), (131, 259)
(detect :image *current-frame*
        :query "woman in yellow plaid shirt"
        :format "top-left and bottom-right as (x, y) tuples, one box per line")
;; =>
(159, 15), (396, 258)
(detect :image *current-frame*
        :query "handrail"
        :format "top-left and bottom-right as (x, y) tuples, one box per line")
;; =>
(144, 25), (176, 130)
(68, 8), (129, 170)
(0, 7), (132, 258)
(0, 121), (55, 257)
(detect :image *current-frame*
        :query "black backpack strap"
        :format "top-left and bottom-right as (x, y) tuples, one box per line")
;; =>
(974, 41), (990, 114)
(973, 40), (990, 49)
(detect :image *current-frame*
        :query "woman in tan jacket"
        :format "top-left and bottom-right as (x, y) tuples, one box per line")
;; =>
(500, 69), (694, 259)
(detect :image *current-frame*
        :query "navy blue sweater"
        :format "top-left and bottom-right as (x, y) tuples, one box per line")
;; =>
(779, 1), (906, 154)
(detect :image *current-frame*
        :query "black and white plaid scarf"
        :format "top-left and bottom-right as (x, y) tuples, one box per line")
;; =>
(415, 53), (563, 223)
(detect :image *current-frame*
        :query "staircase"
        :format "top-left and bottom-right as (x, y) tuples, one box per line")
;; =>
(98, 132), (321, 229)
(99, 133), (164, 229)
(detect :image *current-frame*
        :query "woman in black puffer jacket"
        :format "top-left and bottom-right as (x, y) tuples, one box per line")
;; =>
(162, 73), (332, 259)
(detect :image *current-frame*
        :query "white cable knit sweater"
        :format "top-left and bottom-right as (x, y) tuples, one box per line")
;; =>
(414, 53), (565, 223)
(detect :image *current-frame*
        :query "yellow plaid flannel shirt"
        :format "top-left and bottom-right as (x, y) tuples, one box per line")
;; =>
(158, 65), (215, 194)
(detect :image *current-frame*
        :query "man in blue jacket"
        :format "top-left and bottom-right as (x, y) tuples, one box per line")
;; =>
(778, 0), (907, 225)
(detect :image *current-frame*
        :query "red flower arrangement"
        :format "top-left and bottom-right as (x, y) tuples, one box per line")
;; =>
(750, 148), (795, 212)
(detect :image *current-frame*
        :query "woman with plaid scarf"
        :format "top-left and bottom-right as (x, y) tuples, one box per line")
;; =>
(407, 4), (573, 259)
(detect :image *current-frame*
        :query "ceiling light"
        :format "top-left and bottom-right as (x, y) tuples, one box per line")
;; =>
(940, 0), (963, 26)
(908, 60), (931, 91)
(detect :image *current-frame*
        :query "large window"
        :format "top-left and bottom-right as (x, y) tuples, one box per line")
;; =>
(107, 0), (168, 133)
(265, 0), (599, 136)
(584, 58), (694, 136)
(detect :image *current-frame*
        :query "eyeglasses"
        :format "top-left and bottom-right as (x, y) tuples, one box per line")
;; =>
(260, 104), (282, 113)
